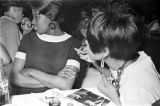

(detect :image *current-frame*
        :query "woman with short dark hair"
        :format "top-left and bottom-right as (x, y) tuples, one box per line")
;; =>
(78, 9), (160, 106)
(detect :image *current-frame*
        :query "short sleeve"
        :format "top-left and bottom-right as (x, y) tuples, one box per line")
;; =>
(19, 35), (29, 53)
(67, 38), (81, 69)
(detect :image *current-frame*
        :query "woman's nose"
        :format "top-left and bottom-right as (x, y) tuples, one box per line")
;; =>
(32, 18), (36, 25)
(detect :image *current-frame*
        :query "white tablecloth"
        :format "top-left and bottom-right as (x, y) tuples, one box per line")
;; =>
(3, 87), (115, 106)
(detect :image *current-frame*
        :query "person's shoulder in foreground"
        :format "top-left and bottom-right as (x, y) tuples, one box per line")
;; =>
(120, 51), (160, 106)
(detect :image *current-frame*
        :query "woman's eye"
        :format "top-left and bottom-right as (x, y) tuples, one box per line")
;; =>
(35, 15), (39, 19)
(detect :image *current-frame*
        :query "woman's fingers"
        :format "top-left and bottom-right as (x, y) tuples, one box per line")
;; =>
(74, 47), (87, 55)
(101, 76), (114, 88)
(74, 47), (94, 63)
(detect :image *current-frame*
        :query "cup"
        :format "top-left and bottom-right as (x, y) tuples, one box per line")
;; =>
(0, 79), (10, 105)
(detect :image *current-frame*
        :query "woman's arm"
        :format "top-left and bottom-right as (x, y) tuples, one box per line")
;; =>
(10, 58), (45, 88)
(27, 65), (79, 90)
(0, 43), (11, 65)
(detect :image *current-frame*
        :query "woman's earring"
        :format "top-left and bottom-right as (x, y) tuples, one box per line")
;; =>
(49, 21), (56, 30)
(101, 59), (105, 68)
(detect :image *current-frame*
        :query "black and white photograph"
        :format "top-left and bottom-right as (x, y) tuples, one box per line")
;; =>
(67, 88), (110, 106)
(1, 0), (160, 106)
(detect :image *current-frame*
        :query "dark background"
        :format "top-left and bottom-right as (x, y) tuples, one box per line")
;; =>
(0, 0), (159, 17)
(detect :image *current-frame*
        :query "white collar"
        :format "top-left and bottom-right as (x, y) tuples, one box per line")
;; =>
(36, 32), (71, 42)
(1, 16), (16, 23)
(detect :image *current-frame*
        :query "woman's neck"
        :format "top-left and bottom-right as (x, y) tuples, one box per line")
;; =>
(105, 57), (138, 71)
(105, 57), (127, 71)
(47, 27), (64, 36)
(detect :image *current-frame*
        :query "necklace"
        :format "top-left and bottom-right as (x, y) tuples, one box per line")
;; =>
(110, 61), (127, 96)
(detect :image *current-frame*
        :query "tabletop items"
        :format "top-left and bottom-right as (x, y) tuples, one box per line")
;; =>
(41, 88), (82, 106)
(4, 88), (113, 106)
(0, 59), (10, 105)
(46, 96), (61, 106)
(38, 88), (110, 106)
(67, 88), (110, 106)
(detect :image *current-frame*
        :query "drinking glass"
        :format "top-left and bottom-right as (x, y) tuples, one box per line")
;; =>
(0, 79), (10, 105)
(0, 59), (10, 105)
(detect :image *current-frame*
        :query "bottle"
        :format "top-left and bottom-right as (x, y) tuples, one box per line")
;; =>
(0, 59), (10, 105)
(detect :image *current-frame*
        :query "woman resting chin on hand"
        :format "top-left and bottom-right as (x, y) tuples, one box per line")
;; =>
(80, 5), (160, 106)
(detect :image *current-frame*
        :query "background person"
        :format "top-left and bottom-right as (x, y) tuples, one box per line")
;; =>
(10, 1), (81, 95)
(0, 43), (11, 66)
(0, 43), (11, 80)
(0, 1), (23, 61)
(20, 17), (33, 35)
(0, 1), (23, 78)
(90, 1), (106, 17)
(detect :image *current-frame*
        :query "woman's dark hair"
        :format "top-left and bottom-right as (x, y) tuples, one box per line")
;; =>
(39, 1), (63, 21)
(90, 1), (107, 12)
(29, 0), (44, 10)
(87, 9), (148, 61)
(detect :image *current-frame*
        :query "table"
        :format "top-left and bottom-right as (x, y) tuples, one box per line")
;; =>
(3, 87), (115, 106)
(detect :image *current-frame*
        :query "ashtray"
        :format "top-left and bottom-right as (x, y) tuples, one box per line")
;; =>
(45, 96), (61, 106)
